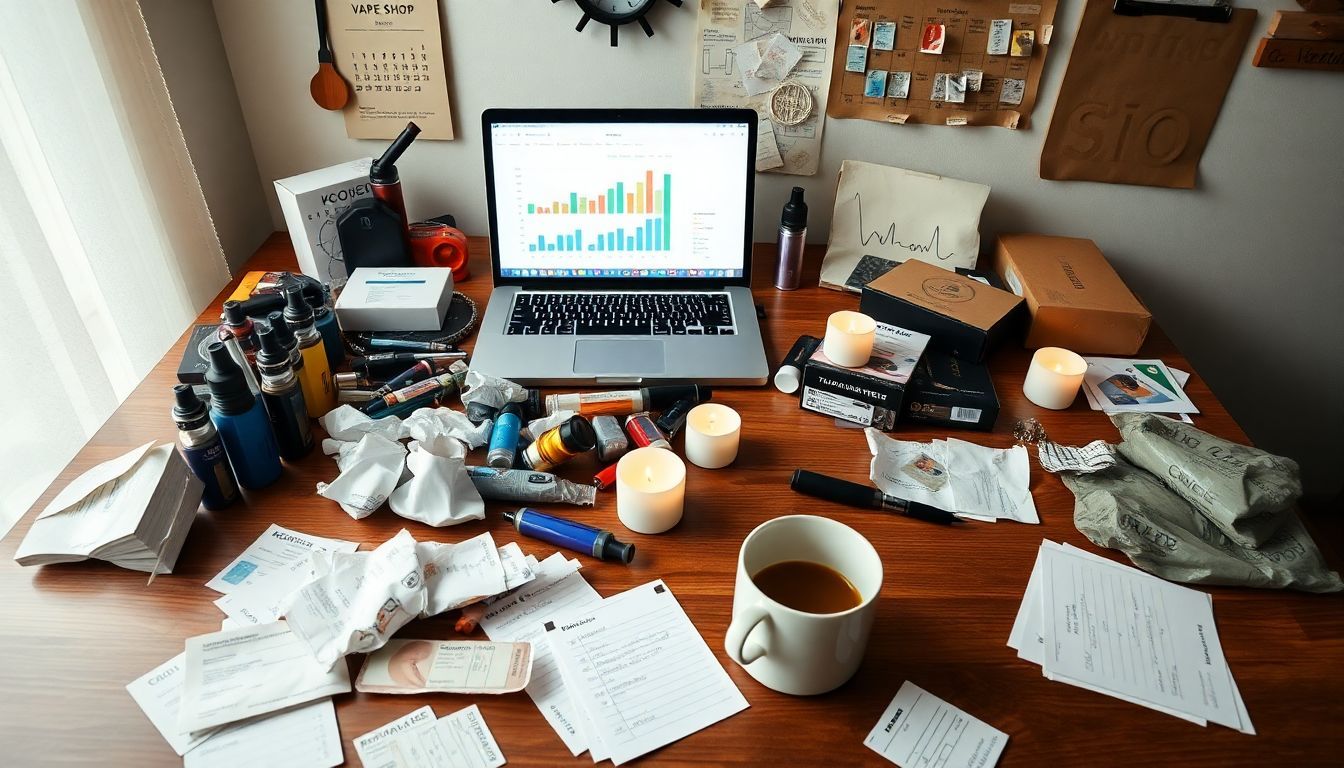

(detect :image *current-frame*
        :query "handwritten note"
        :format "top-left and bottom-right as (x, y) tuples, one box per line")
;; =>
(987, 19), (1013, 55)
(545, 580), (749, 765)
(864, 681), (1008, 768)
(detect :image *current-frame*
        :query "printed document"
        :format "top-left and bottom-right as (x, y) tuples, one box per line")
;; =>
(545, 580), (749, 765)
(867, 430), (1038, 523)
(206, 524), (358, 594)
(126, 653), (219, 755)
(479, 553), (594, 756)
(354, 706), (438, 768)
(380, 704), (506, 768)
(178, 621), (351, 732)
(355, 639), (532, 694)
(184, 699), (343, 768)
(417, 532), (508, 617)
(864, 681), (1007, 768)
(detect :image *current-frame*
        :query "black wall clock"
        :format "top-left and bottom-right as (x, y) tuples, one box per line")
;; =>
(553, 0), (683, 47)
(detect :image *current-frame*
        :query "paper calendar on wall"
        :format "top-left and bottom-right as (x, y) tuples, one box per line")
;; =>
(826, 0), (1058, 129)
(327, 2), (455, 140)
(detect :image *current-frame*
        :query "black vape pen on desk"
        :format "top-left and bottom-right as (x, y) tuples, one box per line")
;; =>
(790, 469), (960, 525)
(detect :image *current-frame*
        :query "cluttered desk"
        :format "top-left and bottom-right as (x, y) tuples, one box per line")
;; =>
(4, 84), (1343, 768)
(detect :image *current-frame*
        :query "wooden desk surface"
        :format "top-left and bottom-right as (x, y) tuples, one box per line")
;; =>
(3, 235), (1340, 767)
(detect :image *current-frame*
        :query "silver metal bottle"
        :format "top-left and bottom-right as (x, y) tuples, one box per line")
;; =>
(774, 186), (808, 290)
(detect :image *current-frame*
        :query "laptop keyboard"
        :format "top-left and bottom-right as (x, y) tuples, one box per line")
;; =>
(507, 292), (737, 336)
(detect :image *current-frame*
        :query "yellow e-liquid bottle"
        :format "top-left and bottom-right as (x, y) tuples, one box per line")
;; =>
(283, 287), (335, 417)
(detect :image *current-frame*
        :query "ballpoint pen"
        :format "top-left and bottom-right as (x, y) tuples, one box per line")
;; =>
(789, 469), (961, 525)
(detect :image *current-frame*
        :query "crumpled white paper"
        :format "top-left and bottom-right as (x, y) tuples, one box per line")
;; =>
(460, 371), (527, 412)
(316, 433), (407, 519)
(285, 529), (427, 669)
(402, 407), (492, 449)
(415, 532), (507, 617)
(523, 410), (576, 441)
(387, 441), (485, 527)
(319, 405), (405, 442)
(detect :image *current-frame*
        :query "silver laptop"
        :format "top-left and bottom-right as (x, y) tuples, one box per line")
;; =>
(471, 108), (768, 386)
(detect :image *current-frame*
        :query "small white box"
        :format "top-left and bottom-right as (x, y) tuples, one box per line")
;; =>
(274, 158), (373, 286)
(335, 267), (455, 331)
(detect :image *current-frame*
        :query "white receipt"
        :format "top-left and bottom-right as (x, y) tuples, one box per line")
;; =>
(354, 706), (438, 768)
(545, 580), (749, 765)
(864, 681), (1008, 768)
(178, 621), (351, 733)
(755, 116), (784, 172)
(383, 704), (506, 768)
(125, 653), (218, 755)
(206, 524), (358, 594)
(867, 431), (1038, 524)
(184, 699), (343, 768)
(1037, 440), (1118, 474)
(479, 553), (594, 756)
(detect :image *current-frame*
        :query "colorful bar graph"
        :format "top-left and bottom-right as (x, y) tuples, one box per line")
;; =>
(526, 171), (671, 220)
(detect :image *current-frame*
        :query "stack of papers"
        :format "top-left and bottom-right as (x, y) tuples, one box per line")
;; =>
(15, 442), (203, 573)
(1082, 358), (1197, 418)
(1008, 540), (1254, 733)
(866, 429), (1038, 523)
(209, 524), (360, 625)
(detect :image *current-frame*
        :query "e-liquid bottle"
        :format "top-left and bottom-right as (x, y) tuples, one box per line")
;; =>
(522, 416), (597, 472)
(774, 186), (808, 291)
(487, 403), (523, 469)
(307, 291), (346, 370)
(256, 323), (315, 461)
(171, 384), (239, 510)
(217, 299), (260, 363)
(283, 287), (336, 417)
(204, 341), (282, 490)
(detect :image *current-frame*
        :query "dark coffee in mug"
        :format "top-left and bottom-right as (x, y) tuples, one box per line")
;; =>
(751, 560), (862, 614)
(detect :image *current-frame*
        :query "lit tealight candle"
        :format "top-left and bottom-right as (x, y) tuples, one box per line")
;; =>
(684, 403), (741, 469)
(1023, 347), (1087, 410)
(616, 447), (687, 534)
(823, 311), (877, 368)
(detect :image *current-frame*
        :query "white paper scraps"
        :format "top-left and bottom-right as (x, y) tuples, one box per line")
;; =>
(1008, 540), (1254, 734)
(184, 699), (343, 768)
(497, 542), (535, 590)
(354, 706), (438, 768)
(317, 432), (408, 519)
(417, 532), (508, 617)
(479, 553), (595, 756)
(546, 580), (749, 765)
(320, 404), (406, 442)
(1000, 78), (1026, 105)
(755, 116), (784, 172)
(382, 704), (506, 768)
(286, 529), (427, 667)
(754, 32), (803, 83)
(732, 39), (774, 97)
(126, 653), (219, 756)
(388, 443), (484, 527)
(402, 407), (493, 449)
(946, 73), (968, 104)
(524, 410), (576, 442)
(931, 72), (948, 101)
(964, 69), (984, 92)
(887, 71), (911, 100)
(178, 621), (351, 733)
(866, 430), (1038, 524)
(206, 524), (358, 595)
(1037, 440), (1118, 474)
(864, 681), (1008, 768)
(355, 639), (533, 694)
(461, 370), (527, 412)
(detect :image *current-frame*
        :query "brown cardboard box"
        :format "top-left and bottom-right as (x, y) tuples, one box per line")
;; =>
(859, 259), (1025, 362)
(992, 235), (1152, 355)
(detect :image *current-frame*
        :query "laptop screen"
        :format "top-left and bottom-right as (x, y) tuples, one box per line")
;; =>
(487, 119), (751, 280)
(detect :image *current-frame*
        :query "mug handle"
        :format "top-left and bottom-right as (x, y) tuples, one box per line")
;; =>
(725, 603), (770, 666)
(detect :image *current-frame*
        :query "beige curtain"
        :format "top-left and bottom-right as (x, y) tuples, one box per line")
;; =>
(0, 0), (230, 534)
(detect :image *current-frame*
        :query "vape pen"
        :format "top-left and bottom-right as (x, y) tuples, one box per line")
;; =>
(774, 186), (808, 290)
(774, 335), (822, 394)
(503, 507), (634, 564)
(789, 469), (960, 525)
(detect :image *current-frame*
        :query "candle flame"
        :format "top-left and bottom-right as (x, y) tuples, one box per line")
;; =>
(644, 466), (654, 485)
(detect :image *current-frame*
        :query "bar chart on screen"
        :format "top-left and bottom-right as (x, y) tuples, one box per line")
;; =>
(525, 170), (673, 253)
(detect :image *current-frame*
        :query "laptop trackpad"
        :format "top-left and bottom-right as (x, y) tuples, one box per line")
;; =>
(573, 340), (665, 374)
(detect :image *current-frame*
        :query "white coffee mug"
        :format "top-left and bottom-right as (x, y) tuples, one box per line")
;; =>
(724, 515), (883, 696)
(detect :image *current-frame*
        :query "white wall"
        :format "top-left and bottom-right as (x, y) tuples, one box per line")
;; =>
(211, 0), (1344, 495)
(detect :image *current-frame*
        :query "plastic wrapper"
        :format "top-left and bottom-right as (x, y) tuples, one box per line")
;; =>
(401, 407), (492, 449)
(523, 410), (576, 442)
(316, 433), (407, 519)
(1064, 458), (1342, 593)
(465, 466), (597, 506)
(388, 442), (485, 527)
(1112, 413), (1302, 547)
(319, 405), (405, 442)
(460, 370), (528, 412)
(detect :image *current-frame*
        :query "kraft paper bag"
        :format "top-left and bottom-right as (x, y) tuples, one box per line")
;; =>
(1040, 0), (1255, 188)
(821, 160), (989, 291)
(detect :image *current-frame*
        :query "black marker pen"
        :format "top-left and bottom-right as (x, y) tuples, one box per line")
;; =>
(790, 469), (960, 525)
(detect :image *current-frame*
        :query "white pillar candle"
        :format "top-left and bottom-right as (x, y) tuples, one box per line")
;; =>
(823, 311), (877, 368)
(616, 447), (687, 534)
(684, 403), (741, 469)
(1023, 347), (1087, 410)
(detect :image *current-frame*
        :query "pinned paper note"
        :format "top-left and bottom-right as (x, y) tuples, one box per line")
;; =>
(1011, 29), (1035, 57)
(1001, 78), (1025, 105)
(851, 17), (872, 45)
(987, 19), (1012, 54)
(946, 73), (968, 104)
(755, 116), (784, 172)
(887, 71), (911, 99)
(754, 33), (803, 83)
(964, 69), (984, 91)
(920, 23), (945, 54)
(846, 44), (869, 73)
(873, 21), (896, 50)
(864, 69), (888, 98)
(930, 73), (948, 101)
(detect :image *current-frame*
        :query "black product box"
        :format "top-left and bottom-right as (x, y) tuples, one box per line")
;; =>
(800, 323), (930, 430)
(858, 259), (1025, 362)
(902, 352), (999, 431)
(177, 324), (218, 384)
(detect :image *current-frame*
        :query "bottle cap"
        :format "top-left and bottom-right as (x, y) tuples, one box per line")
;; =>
(558, 416), (598, 453)
(255, 324), (290, 370)
(370, 121), (421, 185)
(498, 402), (522, 420)
(282, 286), (314, 326)
(781, 186), (807, 229)
(205, 341), (256, 414)
(598, 532), (635, 564)
(267, 311), (297, 351)
(773, 364), (803, 394)
(171, 384), (210, 430)
(221, 300), (248, 326)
